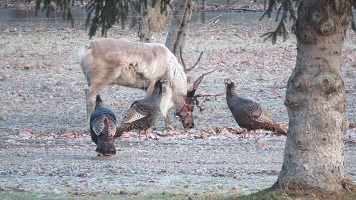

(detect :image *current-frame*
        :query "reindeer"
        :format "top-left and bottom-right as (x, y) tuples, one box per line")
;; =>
(78, 38), (221, 129)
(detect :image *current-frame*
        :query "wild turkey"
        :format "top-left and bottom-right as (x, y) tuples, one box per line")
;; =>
(224, 78), (286, 139)
(115, 79), (167, 140)
(90, 95), (117, 156)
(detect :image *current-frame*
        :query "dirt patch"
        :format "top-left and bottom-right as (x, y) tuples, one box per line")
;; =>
(0, 14), (355, 198)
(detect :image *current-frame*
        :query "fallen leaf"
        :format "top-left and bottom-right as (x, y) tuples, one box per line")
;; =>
(19, 128), (33, 139)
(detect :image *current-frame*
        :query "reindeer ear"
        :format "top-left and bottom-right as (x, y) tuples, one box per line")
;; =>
(187, 89), (197, 98)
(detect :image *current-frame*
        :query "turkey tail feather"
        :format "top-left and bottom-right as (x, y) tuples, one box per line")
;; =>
(272, 124), (287, 136)
(263, 123), (287, 136)
(115, 128), (124, 139)
(115, 125), (132, 139)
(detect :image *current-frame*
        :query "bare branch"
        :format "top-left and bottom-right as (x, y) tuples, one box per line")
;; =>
(180, 46), (204, 73)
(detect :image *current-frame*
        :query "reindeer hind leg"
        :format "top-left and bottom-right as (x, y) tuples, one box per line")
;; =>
(86, 86), (97, 120)
(85, 88), (90, 119)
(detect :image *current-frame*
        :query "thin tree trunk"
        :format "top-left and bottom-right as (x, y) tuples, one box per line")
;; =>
(148, 0), (170, 32)
(129, 0), (150, 42)
(129, 1), (139, 29)
(274, 0), (350, 191)
(165, 0), (194, 57)
(201, 0), (205, 23)
(139, 4), (150, 42)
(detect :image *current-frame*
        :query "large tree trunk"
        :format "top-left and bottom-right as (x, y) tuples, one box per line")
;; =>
(165, 0), (194, 57)
(274, 0), (350, 191)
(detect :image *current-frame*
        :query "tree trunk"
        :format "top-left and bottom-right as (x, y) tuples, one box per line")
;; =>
(138, 3), (150, 42)
(129, 0), (150, 42)
(200, 0), (205, 23)
(165, 0), (194, 57)
(129, 0), (170, 42)
(147, 0), (171, 32)
(274, 0), (350, 191)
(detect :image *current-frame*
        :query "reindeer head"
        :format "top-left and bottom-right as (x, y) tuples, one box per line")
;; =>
(174, 93), (195, 129)
(174, 48), (224, 129)
(174, 67), (224, 129)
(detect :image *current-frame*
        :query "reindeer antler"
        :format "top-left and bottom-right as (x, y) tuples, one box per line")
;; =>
(193, 92), (225, 99)
(180, 46), (204, 73)
(186, 66), (224, 112)
(189, 66), (219, 92)
(194, 91), (225, 112)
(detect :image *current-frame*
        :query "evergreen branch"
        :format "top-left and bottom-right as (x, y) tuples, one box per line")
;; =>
(259, 0), (298, 44)
(35, 0), (41, 16)
(259, 0), (275, 20)
(261, 20), (287, 44)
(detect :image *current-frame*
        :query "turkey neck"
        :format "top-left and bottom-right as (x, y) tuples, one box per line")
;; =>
(226, 83), (239, 101)
(147, 84), (163, 103)
(95, 101), (104, 109)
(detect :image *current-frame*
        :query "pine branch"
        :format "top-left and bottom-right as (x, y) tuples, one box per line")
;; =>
(259, 0), (299, 44)
(85, 0), (129, 38)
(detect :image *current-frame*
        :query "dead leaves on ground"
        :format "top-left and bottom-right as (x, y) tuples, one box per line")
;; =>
(6, 128), (87, 141)
(8, 125), (289, 143)
(204, 126), (245, 134)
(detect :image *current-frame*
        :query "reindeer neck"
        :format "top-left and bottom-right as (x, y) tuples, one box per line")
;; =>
(167, 61), (188, 97)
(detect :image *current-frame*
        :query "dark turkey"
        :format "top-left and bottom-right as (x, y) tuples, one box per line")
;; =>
(224, 78), (286, 139)
(90, 95), (117, 156)
(115, 79), (167, 140)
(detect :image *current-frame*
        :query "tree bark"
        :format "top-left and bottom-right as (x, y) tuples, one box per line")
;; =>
(147, 0), (171, 32)
(199, 0), (206, 23)
(274, 0), (350, 191)
(165, 0), (194, 57)
(129, 0), (150, 42)
(129, 0), (170, 42)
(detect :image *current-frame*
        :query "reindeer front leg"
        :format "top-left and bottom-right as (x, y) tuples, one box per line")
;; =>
(146, 81), (174, 130)
(145, 81), (155, 96)
(164, 117), (174, 130)
(160, 84), (175, 130)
